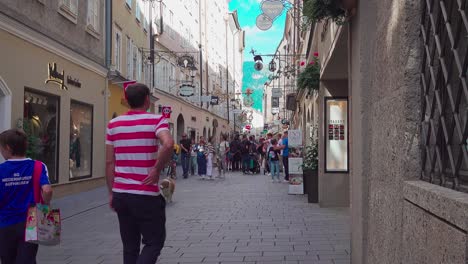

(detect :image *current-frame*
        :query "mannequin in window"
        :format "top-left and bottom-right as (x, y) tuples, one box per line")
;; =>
(69, 129), (81, 169)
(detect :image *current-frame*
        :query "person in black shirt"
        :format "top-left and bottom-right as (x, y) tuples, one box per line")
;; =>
(229, 135), (241, 171)
(240, 135), (251, 173)
(179, 133), (192, 178)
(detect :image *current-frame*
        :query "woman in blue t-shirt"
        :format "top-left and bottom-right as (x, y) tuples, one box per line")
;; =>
(0, 129), (53, 264)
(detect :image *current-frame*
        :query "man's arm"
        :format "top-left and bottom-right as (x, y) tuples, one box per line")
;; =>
(41, 185), (53, 205)
(106, 144), (115, 195)
(143, 130), (174, 185)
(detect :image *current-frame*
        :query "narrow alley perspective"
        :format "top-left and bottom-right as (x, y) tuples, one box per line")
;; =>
(38, 170), (350, 264)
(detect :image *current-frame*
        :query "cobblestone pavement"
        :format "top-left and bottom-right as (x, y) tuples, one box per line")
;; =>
(38, 169), (350, 264)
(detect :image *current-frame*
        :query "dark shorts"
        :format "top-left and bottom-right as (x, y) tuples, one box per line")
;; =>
(0, 221), (38, 264)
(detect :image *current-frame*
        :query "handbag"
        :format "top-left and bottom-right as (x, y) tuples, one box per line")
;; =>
(25, 161), (61, 246)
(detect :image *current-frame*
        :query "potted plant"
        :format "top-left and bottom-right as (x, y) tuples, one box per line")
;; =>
(302, 0), (346, 25)
(297, 53), (320, 94)
(302, 125), (319, 203)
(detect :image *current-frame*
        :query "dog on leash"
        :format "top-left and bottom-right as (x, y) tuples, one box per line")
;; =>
(160, 178), (176, 203)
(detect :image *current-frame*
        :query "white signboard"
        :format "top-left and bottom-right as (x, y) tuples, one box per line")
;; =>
(289, 158), (304, 195)
(325, 98), (348, 172)
(232, 109), (243, 114)
(288, 130), (302, 147)
(179, 85), (195, 97)
(272, 107), (280, 114)
(272, 88), (282, 98)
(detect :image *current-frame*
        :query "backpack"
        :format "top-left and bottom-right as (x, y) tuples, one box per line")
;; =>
(268, 147), (277, 159)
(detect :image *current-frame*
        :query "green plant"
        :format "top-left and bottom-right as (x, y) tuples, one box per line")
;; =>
(303, 125), (319, 170)
(22, 120), (40, 160)
(303, 0), (346, 25)
(297, 54), (320, 93)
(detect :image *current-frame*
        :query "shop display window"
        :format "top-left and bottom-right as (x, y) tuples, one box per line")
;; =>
(70, 100), (93, 179)
(325, 97), (349, 173)
(23, 90), (59, 183)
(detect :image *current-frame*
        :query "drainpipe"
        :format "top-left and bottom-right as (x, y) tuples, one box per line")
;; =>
(104, 0), (112, 124)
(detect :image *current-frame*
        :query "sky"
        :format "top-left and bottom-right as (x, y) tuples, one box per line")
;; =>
(228, 0), (287, 112)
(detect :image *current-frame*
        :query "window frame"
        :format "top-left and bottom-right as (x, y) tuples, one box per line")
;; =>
(86, 0), (100, 38)
(58, 0), (78, 24)
(114, 27), (122, 72)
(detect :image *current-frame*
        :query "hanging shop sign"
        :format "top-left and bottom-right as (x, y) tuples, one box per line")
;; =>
(271, 97), (279, 108)
(288, 130), (302, 147)
(325, 97), (348, 172)
(179, 84), (195, 97)
(162, 106), (172, 119)
(46, 63), (82, 90)
(272, 107), (280, 114)
(256, 13), (273, 31)
(261, 0), (285, 21)
(244, 96), (254, 107)
(232, 109), (243, 114)
(271, 88), (282, 98)
(210, 96), (219, 105)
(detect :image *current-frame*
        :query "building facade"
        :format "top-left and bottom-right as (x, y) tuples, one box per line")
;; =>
(144, 0), (244, 142)
(292, 0), (468, 262)
(0, 0), (108, 196)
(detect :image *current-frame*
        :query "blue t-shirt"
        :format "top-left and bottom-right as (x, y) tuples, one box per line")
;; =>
(0, 158), (50, 228)
(282, 138), (289, 157)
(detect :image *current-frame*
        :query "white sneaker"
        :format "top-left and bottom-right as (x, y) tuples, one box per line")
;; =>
(208, 176), (213, 180)
(271, 179), (275, 183)
(201, 175), (206, 180)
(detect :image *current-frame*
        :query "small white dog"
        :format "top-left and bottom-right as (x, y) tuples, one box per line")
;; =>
(160, 178), (175, 203)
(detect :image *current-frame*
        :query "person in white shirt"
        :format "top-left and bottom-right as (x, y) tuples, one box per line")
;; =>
(218, 134), (230, 176)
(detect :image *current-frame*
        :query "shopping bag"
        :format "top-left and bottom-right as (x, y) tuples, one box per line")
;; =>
(24, 161), (61, 246)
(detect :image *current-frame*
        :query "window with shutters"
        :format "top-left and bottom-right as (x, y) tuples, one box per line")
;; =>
(87, 0), (100, 36)
(114, 28), (122, 72)
(126, 0), (132, 10)
(126, 37), (133, 80)
(135, 1), (141, 23)
(59, 0), (78, 24)
(137, 48), (142, 82)
(133, 45), (138, 80)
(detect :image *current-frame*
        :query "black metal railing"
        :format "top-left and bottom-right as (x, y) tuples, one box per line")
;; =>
(420, 0), (468, 190)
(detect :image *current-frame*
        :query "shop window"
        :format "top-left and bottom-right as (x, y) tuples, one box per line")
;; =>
(23, 90), (59, 183)
(324, 97), (348, 172)
(70, 101), (93, 180)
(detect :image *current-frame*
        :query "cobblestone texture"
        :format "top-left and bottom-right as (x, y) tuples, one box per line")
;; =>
(38, 169), (350, 264)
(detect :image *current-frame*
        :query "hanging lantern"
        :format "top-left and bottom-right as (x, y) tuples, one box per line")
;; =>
(269, 60), (277, 72)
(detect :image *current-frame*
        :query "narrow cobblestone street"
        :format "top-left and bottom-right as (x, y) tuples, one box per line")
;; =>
(38, 170), (350, 264)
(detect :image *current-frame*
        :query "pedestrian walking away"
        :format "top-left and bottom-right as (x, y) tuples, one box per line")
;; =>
(276, 131), (289, 182)
(190, 138), (198, 176)
(0, 129), (53, 264)
(196, 138), (207, 179)
(268, 138), (281, 183)
(106, 83), (174, 264)
(218, 134), (230, 177)
(179, 133), (191, 179)
(206, 137), (215, 180)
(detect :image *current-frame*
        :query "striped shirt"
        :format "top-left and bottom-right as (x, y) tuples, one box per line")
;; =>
(106, 111), (169, 196)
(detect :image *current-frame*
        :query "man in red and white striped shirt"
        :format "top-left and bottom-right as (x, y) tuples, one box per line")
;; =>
(106, 83), (174, 264)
